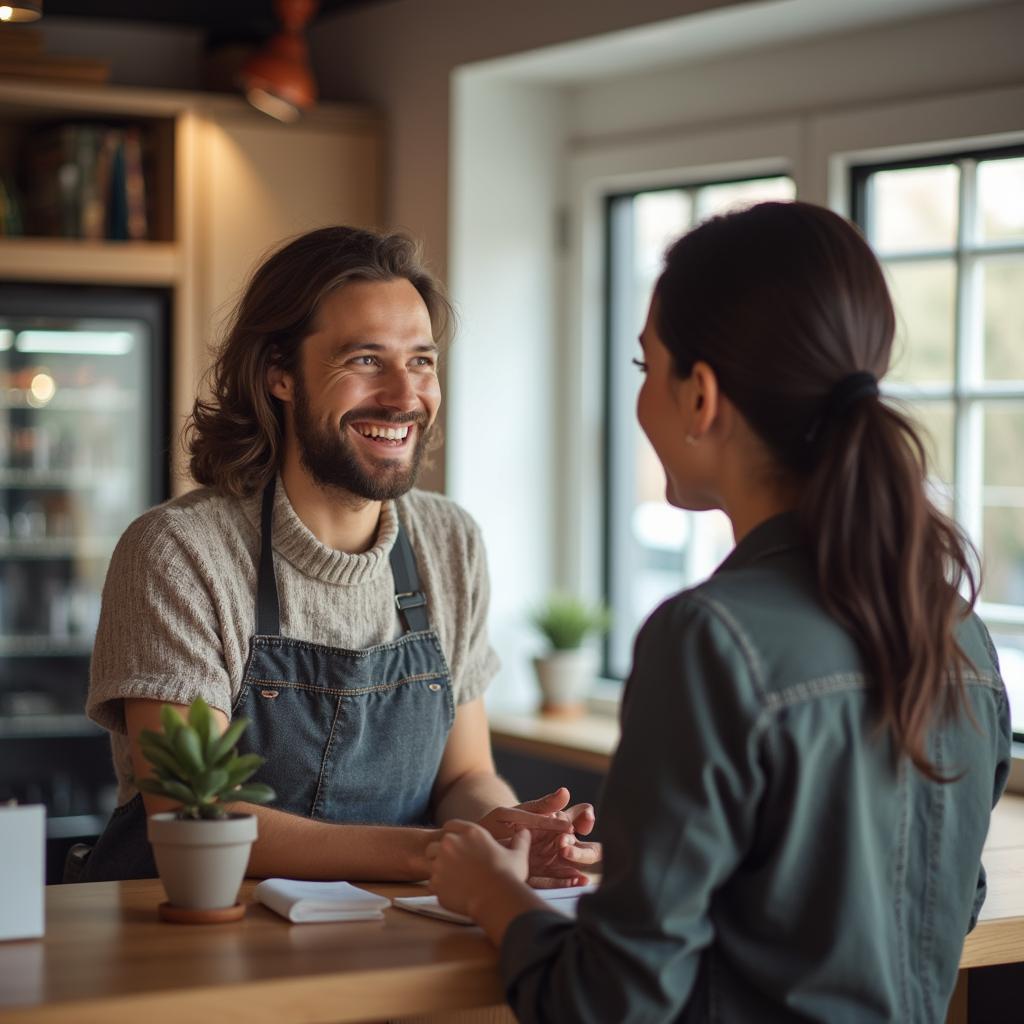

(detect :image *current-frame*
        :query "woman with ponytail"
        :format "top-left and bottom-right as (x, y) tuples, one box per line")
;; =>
(425, 201), (1012, 1023)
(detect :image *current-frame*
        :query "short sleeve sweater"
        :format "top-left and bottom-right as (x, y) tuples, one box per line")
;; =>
(86, 479), (501, 805)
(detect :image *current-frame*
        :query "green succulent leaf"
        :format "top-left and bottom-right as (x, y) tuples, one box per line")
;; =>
(210, 716), (250, 766)
(138, 741), (187, 780)
(187, 697), (215, 750)
(197, 769), (229, 801)
(139, 728), (177, 758)
(138, 777), (196, 806)
(159, 704), (186, 737)
(226, 783), (276, 806)
(172, 724), (205, 777)
(223, 753), (264, 787)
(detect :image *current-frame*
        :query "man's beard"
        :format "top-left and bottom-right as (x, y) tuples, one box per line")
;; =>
(291, 373), (431, 502)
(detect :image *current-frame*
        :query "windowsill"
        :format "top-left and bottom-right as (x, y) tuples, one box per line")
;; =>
(489, 713), (1024, 796)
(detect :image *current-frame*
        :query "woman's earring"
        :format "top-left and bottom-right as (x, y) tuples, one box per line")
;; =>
(685, 434), (698, 447)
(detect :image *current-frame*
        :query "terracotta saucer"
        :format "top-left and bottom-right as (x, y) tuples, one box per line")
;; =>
(158, 901), (246, 924)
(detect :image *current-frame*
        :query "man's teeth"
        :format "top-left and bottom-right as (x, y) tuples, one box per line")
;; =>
(355, 424), (410, 440)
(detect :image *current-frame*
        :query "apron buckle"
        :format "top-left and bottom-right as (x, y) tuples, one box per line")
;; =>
(395, 591), (427, 612)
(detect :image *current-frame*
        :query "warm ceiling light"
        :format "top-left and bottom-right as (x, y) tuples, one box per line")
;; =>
(240, 0), (318, 122)
(0, 1), (42, 22)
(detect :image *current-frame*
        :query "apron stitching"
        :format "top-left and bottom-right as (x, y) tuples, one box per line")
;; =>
(246, 672), (448, 696)
(311, 696), (345, 818)
(252, 631), (435, 657)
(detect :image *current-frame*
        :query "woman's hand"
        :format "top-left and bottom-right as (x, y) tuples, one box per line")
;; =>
(426, 819), (532, 919)
(476, 787), (600, 887)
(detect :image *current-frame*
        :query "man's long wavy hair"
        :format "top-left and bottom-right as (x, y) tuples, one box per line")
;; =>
(185, 226), (453, 498)
(655, 201), (980, 782)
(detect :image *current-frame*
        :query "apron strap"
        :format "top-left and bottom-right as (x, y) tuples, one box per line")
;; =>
(390, 519), (429, 634)
(256, 477), (281, 636)
(257, 477), (429, 637)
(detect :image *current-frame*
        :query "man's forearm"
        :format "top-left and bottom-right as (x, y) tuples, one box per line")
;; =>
(233, 802), (440, 881)
(434, 770), (518, 824)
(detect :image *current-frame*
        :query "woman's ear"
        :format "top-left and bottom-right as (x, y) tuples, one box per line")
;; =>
(688, 360), (719, 439)
(267, 361), (293, 404)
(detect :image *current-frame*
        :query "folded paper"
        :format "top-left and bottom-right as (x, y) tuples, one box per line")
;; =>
(254, 878), (390, 923)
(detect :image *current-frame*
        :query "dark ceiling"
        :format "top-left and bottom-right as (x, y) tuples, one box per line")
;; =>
(43, 1), (391, 40)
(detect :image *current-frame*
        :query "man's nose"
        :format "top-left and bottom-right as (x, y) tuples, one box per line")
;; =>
(376, 367), (419, 410)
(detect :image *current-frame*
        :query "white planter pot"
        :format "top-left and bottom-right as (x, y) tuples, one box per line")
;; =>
(147, 813), (258, 910)
(532, 647), (598, 717)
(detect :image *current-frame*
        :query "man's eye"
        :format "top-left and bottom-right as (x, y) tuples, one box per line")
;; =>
(412, 356), (436, 368)
(350, 355), (378, 367)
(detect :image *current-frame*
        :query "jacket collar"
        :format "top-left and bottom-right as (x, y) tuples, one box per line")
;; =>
(715, 510), (804, 575)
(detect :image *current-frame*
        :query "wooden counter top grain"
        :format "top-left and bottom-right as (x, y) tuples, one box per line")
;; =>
(0, 880), (505, 1023)
(1, 796), (1022, 1023)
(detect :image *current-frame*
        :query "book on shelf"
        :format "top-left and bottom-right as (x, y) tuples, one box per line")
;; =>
(23, 124), (149, 242)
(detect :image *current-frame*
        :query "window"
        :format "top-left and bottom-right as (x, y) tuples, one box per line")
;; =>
(603, 175), (796, 679)
(852, 148), (1024, 742)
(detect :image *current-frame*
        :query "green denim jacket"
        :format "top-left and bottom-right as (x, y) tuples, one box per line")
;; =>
(501, 513), (1011, 1023)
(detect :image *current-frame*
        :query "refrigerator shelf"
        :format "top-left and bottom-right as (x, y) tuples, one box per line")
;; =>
(0, 637), (93, 657)
(0, 388), (138, 413)
(0, 469), (130, 489)
(0, 538), (119, 559)
(0, 715), (103, 740)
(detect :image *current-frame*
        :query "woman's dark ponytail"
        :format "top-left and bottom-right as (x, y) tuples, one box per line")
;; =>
(655, 201), (980, 782)
(801, 394), (979, 781)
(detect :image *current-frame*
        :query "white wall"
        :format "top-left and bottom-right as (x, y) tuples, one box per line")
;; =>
(448, 75), (567, 707)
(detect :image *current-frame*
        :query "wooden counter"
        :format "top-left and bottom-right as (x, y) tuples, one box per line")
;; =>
(1, 797), (1022, 1022)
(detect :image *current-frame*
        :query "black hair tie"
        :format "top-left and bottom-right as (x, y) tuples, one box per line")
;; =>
(804, 371), (879, 444)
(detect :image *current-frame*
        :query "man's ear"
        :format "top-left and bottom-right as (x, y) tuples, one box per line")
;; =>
(267, 361), (293, 404)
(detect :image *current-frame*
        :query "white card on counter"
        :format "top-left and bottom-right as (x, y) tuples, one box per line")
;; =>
(393, 882), (599, 925)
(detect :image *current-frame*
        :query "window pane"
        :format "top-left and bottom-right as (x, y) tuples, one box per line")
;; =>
(883, 260), (956, 385)
(977, 156), (1024, 244)
(902, 399), (955, 510)
(981, 255), (1024, 381)
(633, 191), (691, 326)
(982, 403), (1024, 606)
(870, 165), (959, 253)
(694, 176), (795, 221)
(989, 626), (1024, 736)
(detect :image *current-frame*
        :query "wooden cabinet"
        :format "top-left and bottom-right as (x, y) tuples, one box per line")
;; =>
(0, 79), (383, 490)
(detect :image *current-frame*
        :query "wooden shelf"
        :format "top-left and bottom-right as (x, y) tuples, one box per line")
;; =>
(0, 237), (180, 286)
(488, 710), (619, 772)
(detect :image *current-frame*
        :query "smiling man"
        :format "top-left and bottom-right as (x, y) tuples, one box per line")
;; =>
(80, 227), (598, 883)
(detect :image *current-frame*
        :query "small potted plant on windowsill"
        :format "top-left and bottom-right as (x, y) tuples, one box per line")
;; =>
(136, 698), (275, 921)
(530, 594), (611, 719)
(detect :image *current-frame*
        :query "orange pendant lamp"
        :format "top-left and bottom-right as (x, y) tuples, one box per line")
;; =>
(240, 0), (318, 123)
(0, 1), (43, 22)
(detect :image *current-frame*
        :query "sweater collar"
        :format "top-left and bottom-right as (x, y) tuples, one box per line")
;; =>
(715, 511), (803, 576)
(240, 476), (400, 586)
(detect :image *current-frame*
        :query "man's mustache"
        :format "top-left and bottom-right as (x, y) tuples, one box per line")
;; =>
(340, 409), (429, 428)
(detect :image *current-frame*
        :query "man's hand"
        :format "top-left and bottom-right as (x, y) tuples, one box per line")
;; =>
(426, 820), (531, 918)
(477, 787), (601, 888)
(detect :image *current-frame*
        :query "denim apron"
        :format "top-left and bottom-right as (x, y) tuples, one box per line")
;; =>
(79, 479), (454, 881)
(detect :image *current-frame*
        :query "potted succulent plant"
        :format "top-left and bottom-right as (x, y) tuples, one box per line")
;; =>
(530, 594), (611, 718)
(136, 698), (275, 914)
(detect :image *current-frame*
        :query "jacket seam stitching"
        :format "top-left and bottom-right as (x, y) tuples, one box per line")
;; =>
(686, 592), (768, 703)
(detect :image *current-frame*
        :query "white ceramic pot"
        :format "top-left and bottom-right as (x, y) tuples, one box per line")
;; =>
(532, 647), (599, 717)
(147, 813), (258, 909)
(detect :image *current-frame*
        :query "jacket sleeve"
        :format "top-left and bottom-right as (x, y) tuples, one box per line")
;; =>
(500, 594), (767, 1023)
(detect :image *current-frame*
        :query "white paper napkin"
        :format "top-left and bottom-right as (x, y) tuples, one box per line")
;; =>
(392, 882), (599, 925)
(254, 878), (391, 923)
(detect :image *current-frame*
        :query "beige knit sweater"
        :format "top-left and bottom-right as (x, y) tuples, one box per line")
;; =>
(86, 480), (500, 805)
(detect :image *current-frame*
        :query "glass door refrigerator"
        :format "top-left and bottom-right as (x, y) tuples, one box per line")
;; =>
(0, 283), (168, 880)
